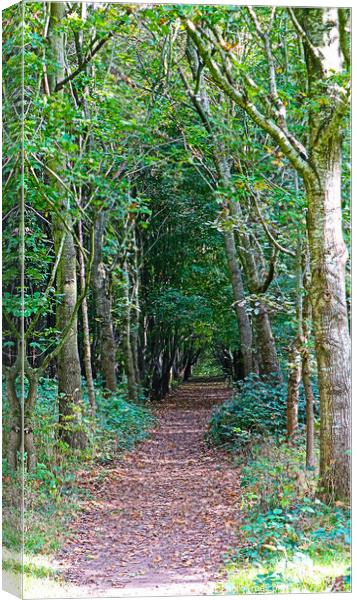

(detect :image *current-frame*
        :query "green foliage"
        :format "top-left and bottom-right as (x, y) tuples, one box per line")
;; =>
(219, 438), (351, 594)
(208, 375), (288, 449)
(2, 3), (351, 591)
(192, 351), (222, 377)
(95, 386), (155, 454)
(208, 374), (319, 450)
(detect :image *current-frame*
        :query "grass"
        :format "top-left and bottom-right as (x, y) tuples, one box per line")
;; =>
(220, 552), (351, 594)
(2, 548), (84, 599)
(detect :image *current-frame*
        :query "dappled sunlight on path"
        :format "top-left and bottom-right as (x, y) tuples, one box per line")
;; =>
(56, 380), (241, 596)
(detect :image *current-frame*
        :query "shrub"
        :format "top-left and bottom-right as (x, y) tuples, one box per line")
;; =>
(208, 374), (287, 449)
(95, 387), (155, 453)
(208, 373), (318, 450)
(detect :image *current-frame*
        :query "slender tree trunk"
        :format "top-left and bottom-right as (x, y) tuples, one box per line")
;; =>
(225, 177), (281, 381)
(6, 361), (22, 471)
(287, 343), (301, 438)
(78, 220), (96, 416)
(23, 363), (39, 470)
(92, 213), (117, 392)
(54, 228), (86, 448)
(223, 232), (254, 377)
(48, 2), (86, 449)
(6, 352), (39, 471)
(123, 263), (137, 401)
(183, 362), (192, 382)
(252, 303), (282, 380)
(287, 241), (303, 438)
(130, 226), (141, 386)
(184, 41), (255, 378)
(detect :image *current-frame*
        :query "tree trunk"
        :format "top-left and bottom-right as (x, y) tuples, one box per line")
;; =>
(223, 232), (254, 377)
(226, 192), (281, 381)
(49, 2), (86, 449)
(23, 364), (39, 470)
(253, 302), (281, 380)
(6, 363), (22, 471)
(183, 362), (192, 382)
(130, 226), (141, 386)
(302, 291), (315, 469)
(78, 220), (96, 417)
(287, 240), (303, 438)
(92, 213), (117, 392)
(55, 228), (86, 448)
(306, 166), (350, 498)
(286, 343), (301, 438)
(123, 263), (137, 402)
(6, 354), (39, 471)
(301, 8), (351, 500)
(183, 41), (255, 379)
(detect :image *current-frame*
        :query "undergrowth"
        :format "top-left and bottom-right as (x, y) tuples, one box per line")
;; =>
(210, 377), (350, 594)
(208, 374), (289, 450)
(2, 377), (154, 575)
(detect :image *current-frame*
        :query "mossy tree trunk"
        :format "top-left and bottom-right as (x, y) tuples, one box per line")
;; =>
(300, 8), (351, 500)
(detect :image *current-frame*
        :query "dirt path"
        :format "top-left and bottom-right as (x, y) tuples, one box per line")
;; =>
(57, 380), (241, 596)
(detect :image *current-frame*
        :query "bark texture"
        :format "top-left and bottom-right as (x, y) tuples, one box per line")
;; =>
(287, 243), (303, 438)
(79, 221), (96, 416)
(49, 1), (86, 448)
(92, 213), (117, 392)
(223, 232), (254, 377)
(302, 291), (315, 468)
(123, 263), (137, 401)
(301, 8), (351, 499)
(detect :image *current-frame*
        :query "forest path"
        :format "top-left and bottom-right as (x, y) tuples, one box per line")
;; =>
(57, 379), (241, 596)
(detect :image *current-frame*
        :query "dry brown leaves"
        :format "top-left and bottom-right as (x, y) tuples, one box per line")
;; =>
(56, 380), (241, 592)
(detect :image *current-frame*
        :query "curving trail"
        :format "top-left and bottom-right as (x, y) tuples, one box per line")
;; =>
(57, 380), (241, 596)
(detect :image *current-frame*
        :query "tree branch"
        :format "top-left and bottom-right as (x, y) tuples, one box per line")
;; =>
(287, 9), (324, 65)
(338, 9), (350, 70)
(185, 19), (312, 179)
(24, 233), (66, 341)
(55, 32), (114, 92)
(247, 7), (287, 129)
(251, 189), (296, 257)
(257, 246), (279, 293)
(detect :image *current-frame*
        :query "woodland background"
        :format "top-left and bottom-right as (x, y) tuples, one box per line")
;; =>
(2, 2), (351, 596)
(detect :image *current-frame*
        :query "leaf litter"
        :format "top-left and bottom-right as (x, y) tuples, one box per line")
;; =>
(56, 380), (241, 594)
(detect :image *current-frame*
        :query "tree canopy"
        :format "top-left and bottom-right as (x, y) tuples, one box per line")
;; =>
(2, 1), (350, 507)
